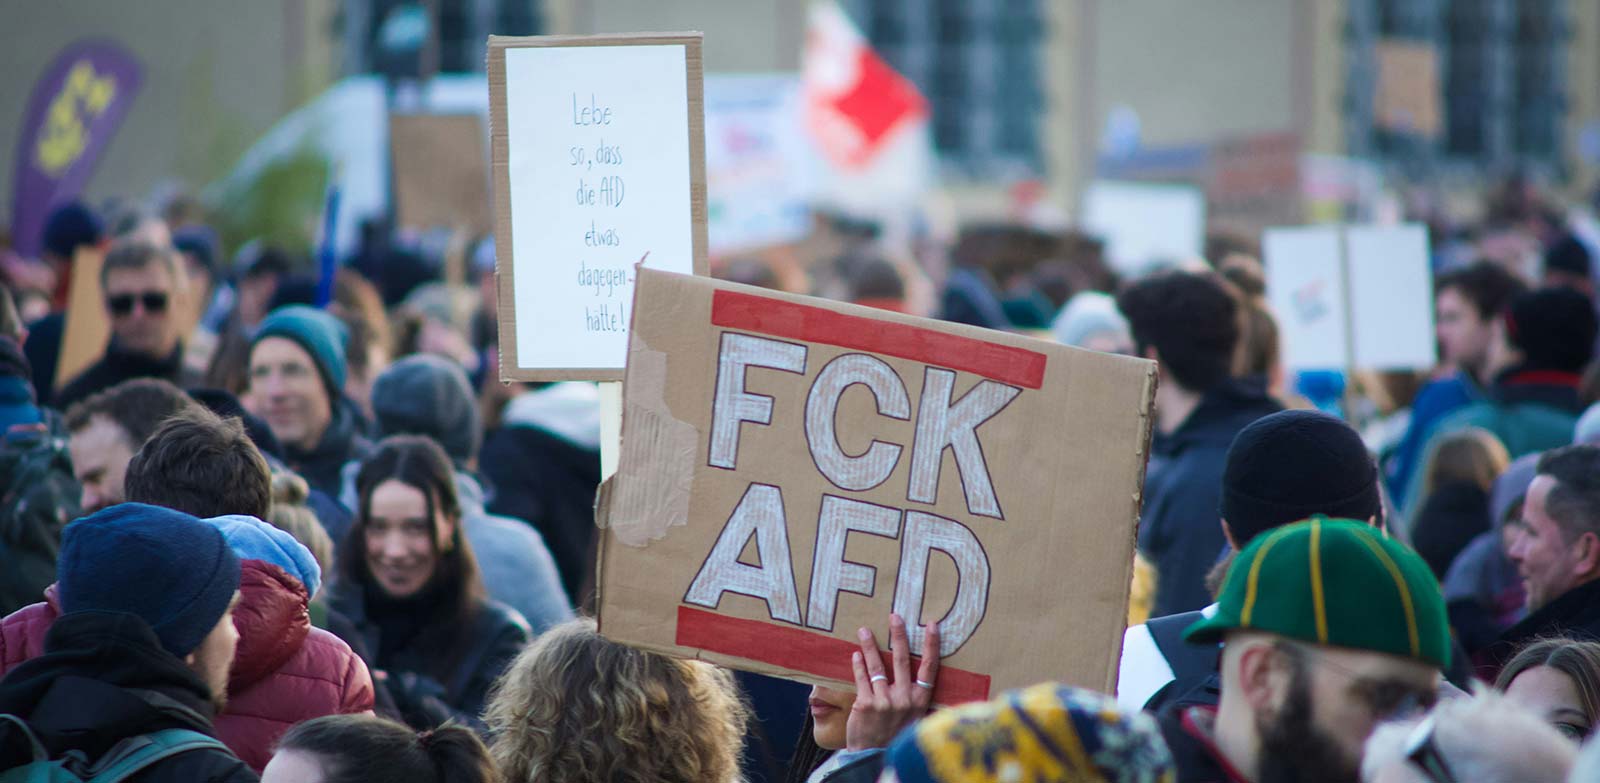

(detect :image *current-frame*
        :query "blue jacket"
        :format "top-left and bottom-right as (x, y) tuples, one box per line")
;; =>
(1140, 378), (1282, 618)
(1384, 372), (1479, 510)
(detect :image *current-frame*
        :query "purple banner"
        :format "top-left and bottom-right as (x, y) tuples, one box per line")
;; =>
(9, 39), (143, 258)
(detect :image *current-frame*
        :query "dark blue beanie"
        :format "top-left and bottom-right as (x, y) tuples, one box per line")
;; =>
(252, 305), (349, 397)
(41, 201), (104, 260)
(58, 503), (242, 658)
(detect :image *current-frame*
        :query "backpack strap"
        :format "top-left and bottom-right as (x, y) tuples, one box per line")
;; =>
(0, 713), (51, 763)
(82, 728), (230, 783)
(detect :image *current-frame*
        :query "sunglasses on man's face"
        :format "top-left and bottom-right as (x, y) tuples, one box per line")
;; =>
(106, 292), (169, 316)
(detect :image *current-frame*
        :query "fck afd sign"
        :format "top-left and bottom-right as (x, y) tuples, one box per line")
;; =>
(596, 270), (1157, 703)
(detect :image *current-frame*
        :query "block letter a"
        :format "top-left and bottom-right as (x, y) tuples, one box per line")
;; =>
(684, 483), (802, 624)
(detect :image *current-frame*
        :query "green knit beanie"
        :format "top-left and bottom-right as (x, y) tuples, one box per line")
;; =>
(1185, 516), (1451, 668)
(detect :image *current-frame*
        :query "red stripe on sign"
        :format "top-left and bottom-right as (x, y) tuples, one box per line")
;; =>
(711, 290), (1046, 389)
(675, 606), (992, 706)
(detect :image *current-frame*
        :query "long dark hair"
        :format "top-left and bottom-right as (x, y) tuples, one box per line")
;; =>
(784, 715), (832, 783)
(341, 435), (487, 671)
(275, 714), (496, 783)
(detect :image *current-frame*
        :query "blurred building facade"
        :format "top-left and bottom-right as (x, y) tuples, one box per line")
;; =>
(4, 0), (1598, 234)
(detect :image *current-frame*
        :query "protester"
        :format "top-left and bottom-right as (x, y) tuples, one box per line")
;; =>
(1158, 517), (1449, 783)
(339, 354), (573, 631)
(484, 617), (748, 783)
(0, 336), (78, 615)
(64, 377), (196, 514)
(55, 240), (201, 408)
(1118, 409), (1383, 712)
(1487, 445), (1600, 672)
(261, 714), (496, 783)
(328, 435), (529, 731)
(1386, 261), (1527, 508)
(1051, 290), (1132, 354)
(1118, 270), (1282, 617)
(786, 614), (941, 783)
(1442, 451), (1536, 659)
(1545, 233), (1596, 296)
(246, 305), (372, 500)
(23, 201), (105, 404)
(1404, 286), (1598, 510)
(1495, 637), (1600, 741)
(877, 683), (1174, 783)
(1360, 689), (1575, 783)
(1409, 427), (1510, 579)
(124, 406), (273, 519)
(266, 471), (336, 577)
(481, 381), (603, 604)
(0, 504), (255, 781)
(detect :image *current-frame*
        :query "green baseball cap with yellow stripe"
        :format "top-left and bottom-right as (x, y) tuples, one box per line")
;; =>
(1184, 516), (1451, 669)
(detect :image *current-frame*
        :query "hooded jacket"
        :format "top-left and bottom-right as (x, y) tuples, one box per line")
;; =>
(0, 610), (257, 782)
(0, 517), (374, 773)
(1141, 378), (1282, 617)
(481, 383), (604, 603)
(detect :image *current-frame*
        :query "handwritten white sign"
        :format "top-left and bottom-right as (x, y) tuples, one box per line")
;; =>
(491, 34), (707, 380)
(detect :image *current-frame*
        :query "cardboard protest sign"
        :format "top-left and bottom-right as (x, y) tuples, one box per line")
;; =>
(1264, 223), (1436, 372)
(1374, 40), (1442, 138)
(596, 269), (1157, 703)
(389, 113), (492, 237)
(1081, 180), (1205, 275)
(55, 246), (108, 392)
(488, 33), (708, 382)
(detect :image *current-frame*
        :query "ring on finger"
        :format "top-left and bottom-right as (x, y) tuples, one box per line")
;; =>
(870, 674), (890, 684)
(914, 679), (935, 690)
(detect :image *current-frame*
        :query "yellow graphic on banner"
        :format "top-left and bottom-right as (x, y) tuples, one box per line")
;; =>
(36, 60), (118, 175)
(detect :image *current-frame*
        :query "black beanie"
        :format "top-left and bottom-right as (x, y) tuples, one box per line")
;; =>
(1507, 288), (1599, 373)
(1545, 234), (1593, 279)
(1220, 410), (1380, 547)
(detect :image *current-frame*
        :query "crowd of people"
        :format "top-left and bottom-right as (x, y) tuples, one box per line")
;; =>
(2, 177), (1600, 783)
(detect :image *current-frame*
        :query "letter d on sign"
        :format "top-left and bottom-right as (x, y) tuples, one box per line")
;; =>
(892, 511), (991, 657)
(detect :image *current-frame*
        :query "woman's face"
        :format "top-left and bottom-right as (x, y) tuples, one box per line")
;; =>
(364, 479), (452, 599)
(1504, 665), (1593, 740)
(808, 685), (856, 750)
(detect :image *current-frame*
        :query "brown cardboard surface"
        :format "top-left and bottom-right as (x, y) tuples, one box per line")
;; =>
(390, 113), (492, 237)
(488, 33), (708, 383)
(596, 269), (1157, 703)
(54, 247), (108, 391)
(1375, 40), (1442, 138)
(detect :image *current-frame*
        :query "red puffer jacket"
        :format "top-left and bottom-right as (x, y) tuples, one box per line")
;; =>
(0, 561), (375, 772)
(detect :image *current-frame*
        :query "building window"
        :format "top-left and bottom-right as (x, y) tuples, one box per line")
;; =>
(850, 0), (1045, 179)
(1345, 0), (1569, 173)
(345, 0), (541, 77)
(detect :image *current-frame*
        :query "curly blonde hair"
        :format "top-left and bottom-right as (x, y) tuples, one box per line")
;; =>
(484, 618), (749, 783)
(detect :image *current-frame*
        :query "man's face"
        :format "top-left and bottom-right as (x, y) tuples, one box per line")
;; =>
(247, 337), (332, 452)
(104, 263), (180, 357)
(1435, 288), (1492, 373)
(185, 592), (241, 712)
(1508, 476), (1594, 611)
(1255, 642), (1439, 783)
(69, 415), (135, 514)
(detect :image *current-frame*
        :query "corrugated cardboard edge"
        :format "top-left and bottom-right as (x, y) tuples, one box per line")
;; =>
(55, 246), (109, 391)
(1099, 361), (1160, 694)
(488, 32), (708, 384)
(595, 334), (696, 545)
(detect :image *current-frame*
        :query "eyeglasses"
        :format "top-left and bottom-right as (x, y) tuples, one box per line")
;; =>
(107, 291), (169, 316)
(1403, 715), (1459, 783)
(1273, 641), (1439, 721)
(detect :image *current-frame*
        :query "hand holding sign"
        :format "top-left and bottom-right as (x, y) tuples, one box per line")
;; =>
(847, 613), (939, 751)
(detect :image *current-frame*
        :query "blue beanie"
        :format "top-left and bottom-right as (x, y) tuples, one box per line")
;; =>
(252, 305), (349, 397)
(58, 503), (242, 658)
(41, 201), (104, 260)
(205, 514), (321, 597)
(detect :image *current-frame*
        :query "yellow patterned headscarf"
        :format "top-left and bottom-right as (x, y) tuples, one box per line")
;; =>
(883, 683), (1174, 783)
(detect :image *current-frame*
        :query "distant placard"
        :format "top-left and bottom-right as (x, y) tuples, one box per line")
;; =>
(488, 34), (708, 382)
(1374, 41), (1442, 138)
(390, 113), (491, 236)
(1265, 223), (1436, 372)
(1082, 181), (1205, 275)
